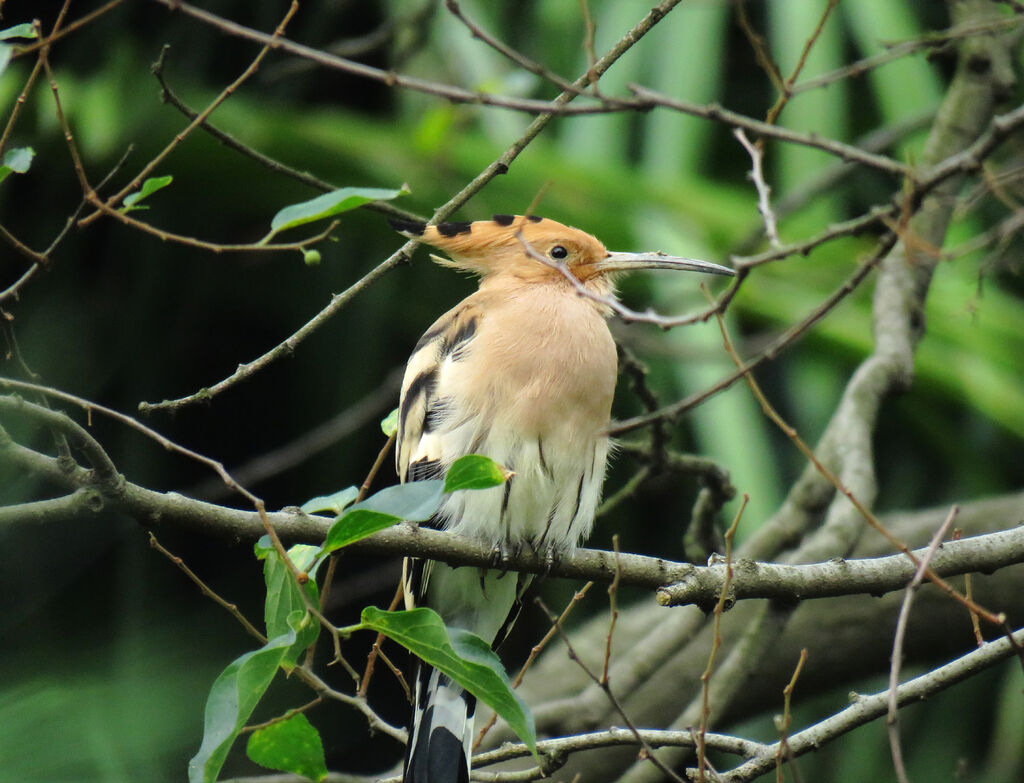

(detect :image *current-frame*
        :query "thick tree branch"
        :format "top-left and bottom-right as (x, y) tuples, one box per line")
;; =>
(4, 409), (1020, 605)
(657, 519), (1024, 609)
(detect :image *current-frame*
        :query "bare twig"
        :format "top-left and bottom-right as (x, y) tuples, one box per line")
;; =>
(696, 497), (746, 783)
(536, 597), (688, 783)
(627, 85), (913, 179)
(148, 532), (267, 645)
(444, 0), (579, 94)
(707, 294), (1005, 626)
(238, 697), (323, 734)
(887, 506), (959, 783)
(474, 582), (593, 750)
(717, 627), (1024, 782)
(80, 2), (301, 226)
(774, 649), (808, 783)
(140, 0), (690, 412)
(611, 231), (898, 435)
(791, 15), (1024, 96)
(149, 45), (421, 222)
(764, 0), (840, 126)
(10, 0), (126, 58)
(734, 128), (780, 248)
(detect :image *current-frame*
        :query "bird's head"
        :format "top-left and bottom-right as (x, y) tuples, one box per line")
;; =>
(389, 214), (733, 295)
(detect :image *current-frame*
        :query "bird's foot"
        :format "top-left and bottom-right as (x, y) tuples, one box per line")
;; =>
(489, 538), (522, 575)
(528, 540), (561, 578)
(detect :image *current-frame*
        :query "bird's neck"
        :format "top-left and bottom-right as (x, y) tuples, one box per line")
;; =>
(479, 272), (617, 316)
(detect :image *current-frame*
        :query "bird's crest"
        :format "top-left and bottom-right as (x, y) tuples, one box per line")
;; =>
(389, 214), (608, 280)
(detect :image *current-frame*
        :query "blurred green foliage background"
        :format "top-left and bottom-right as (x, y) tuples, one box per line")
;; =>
(1, 1), (1022, 780)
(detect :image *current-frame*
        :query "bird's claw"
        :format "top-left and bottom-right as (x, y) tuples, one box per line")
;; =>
(489, 539), (522, 575)
(527, 540), (561, 577)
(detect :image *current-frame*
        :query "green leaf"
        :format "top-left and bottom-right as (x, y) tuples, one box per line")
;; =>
(348, 479), (446, 522)
(269, 185), (408, 235)
(317, 458), (508, 554)
(319, 481), (444, 554)
(444, 454), (508, 493)
(0, 23), (37, 41)
(300, 486), (359, 516)
(246, 713), (327, 782)
(0, 147), (34, 185)
(121, 175), (173, 212)
(188, 630), (296, 783)
(321, 508), (403, 554)
(360, 607), (538, 759)
(257, 539), (321, 669)
(380, 407), (399, 437)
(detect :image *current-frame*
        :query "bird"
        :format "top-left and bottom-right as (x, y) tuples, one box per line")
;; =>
(390, 213), (734, 783)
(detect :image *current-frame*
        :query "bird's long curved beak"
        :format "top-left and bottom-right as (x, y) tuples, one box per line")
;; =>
(598, 251), (735, 276)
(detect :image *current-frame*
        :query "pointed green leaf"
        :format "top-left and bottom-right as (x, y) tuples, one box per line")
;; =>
(360, 606), (538, 759)
(121, 175), (173, 212)
(188, 630), (296, 783)
(246, 713), (327, 782)
(321, 508), (403, 554)
(0, 147), (34, 185)
(0, 25), (33, 79)
(444, 454), (509, 493)
(300, 486), (359, 516)
(316, 458), (508, 554)
(381, 407), (399, 437)
(258, 540), (321, 669)
(270, 185), (408, 234)
(319, 480), (445, 554)
(348, 479), (445, 522)
(0, 23), (37, 41)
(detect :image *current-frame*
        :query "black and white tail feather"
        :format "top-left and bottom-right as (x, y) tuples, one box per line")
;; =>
(403, 662), (476, 783)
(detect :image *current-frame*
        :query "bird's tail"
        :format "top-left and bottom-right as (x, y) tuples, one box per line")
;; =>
(403, 661), (476, 783)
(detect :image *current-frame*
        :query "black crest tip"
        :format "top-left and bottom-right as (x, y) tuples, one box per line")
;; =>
(526, 214), (543, 223)
(388, 217), (426, 236)
(492, 214), (515, 226)
(436, 221), (473, 237)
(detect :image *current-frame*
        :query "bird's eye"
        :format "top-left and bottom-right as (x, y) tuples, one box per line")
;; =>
(550, 245), (569, 260)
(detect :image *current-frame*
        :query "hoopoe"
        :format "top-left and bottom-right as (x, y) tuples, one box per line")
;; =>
(390, 214), (733, 783)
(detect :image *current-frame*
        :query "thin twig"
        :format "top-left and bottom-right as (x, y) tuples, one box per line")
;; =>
(474, 582), (594, 750)
(696, 496), (747, 783)
(734, 0), (785, 95)
(602, 536), (623, 685)
(707, 295), (1005, 626)
(764, 0), (840, 126)
(149, 45), (421, 222)
(444, 0), (579, 94)
(734, 128), (780, 248)
(150, 531), (268, 645)
(717, 627), (1024, 782)
(954, 527), (985, 647)
(536, 596), (688, 783)
(627, 85), (913, 179)
(774, 649), (808, 783)
(10, 0), (125, 58)
(887, 505), (959, 783)
(790, 15), (1024, 97)
(312, 429), (398, 677)
(611, 231), (898, 435)
(79, 1), (301, 226)
(0, 21), (47, 155)
(139, 0), (690, 412)
(238, 697), (323, 734)
(148, 0), (668, 116)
